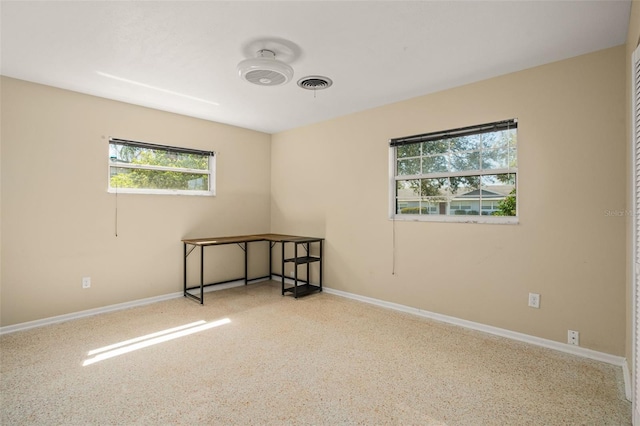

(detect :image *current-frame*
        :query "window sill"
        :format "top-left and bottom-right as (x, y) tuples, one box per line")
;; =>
(390, 214), (518, 225)
(107, 188), (215, 197)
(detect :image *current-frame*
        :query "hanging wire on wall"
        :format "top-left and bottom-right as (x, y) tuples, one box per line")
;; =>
(392, 213), (396, 275)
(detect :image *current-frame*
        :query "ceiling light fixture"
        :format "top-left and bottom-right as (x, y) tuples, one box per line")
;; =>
(237, 49), (294, 87)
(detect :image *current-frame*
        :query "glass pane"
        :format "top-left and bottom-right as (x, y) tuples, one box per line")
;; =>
(450, 135), (479, 152)
(506, 128), (517, 148)
(420, 178), (450, 197)
(482, 148), (509, 170)
(397, 180), (421, 198)
(397, 158), (420, 176)
(110, 167), (209, 191)
(110, 143), (209, 170)
(398, 205), (425, 215)
(481, 130), (507, 149)
(465, 207), (480, 215)
(420, 198), (447, 215)
(451, 151), (480, 172)
(449, 175), (479, 196)
(491, 192), (516, 216)
(422, 155), (448, 174)
(481, 174), (515, 193)
(396, 144), (420, 158)
(481, 174), (516, 216)
(422, 140), (448, 155)
(508, 146), (518, 168)
(449, 175), (480, 216)
(449, 197), (480, 215)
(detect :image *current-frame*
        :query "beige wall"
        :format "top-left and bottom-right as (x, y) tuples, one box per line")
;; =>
(272, 46), (627, 355)
(0, 44), (629, 357)
(0, 77), (271, 326)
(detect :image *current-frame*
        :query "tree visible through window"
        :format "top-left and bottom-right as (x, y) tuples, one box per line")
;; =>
(390, 119), (517, 221)
(108, 138), (215, 196)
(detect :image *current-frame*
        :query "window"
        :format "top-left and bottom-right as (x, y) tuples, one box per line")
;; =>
(108, 138), (215, 196)
(390, 119), (517, 223)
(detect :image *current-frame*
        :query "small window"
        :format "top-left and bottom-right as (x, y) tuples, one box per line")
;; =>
(390, 119), (517, 223)
(108, 138), (215, 196)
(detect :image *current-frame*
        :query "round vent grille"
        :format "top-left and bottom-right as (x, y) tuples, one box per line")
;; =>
(297, 76), (333, 90)
(237, 49), (293, 87)
(245, 69), (288, 86)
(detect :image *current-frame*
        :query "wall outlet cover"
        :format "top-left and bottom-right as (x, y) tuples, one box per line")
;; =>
(568, 330), (579, 345)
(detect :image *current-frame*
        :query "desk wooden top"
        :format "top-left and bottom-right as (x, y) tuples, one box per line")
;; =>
(182, 233), (324, 246)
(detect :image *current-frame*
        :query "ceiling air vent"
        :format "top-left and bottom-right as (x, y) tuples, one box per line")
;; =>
(297, 76), (333, 91)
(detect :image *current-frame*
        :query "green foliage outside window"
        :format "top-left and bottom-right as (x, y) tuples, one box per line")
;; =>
(109, 145), (210, 191)
(492, 189), (516, 216)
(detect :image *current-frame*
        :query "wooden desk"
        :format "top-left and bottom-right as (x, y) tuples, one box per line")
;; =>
(182, 234), (324, 304)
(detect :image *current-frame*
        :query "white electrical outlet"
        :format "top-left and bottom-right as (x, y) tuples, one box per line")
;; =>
(82, 277), (91, 289)
(528, 292), (540, 308)
(568, 330), (579, 345)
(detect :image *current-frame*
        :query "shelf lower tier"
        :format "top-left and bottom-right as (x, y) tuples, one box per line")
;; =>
(283, 256), (321, 265)
(283, 283), (321, 298)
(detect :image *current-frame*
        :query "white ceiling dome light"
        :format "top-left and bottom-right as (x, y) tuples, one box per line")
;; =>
(237, 49), (294, 87)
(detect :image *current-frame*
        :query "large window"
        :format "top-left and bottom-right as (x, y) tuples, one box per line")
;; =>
(108, 138), (215, 196)
(390, 119), (517, 223)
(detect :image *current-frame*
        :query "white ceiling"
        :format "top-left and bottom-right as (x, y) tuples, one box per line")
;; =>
(0, 1), (631, 134)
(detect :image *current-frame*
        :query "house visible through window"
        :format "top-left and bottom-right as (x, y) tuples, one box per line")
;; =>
(390, 119), (517, 222)
(108, 138), (215, 196)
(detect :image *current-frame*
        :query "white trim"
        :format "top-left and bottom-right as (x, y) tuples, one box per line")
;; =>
(391, 214), (518, 225)
(0, 278), (258, 335)
(1, 278), (627, 380)
(389, 146), (396, 219)
(631, 44), (640, 424)
(107, 141), (217, 197)
(107, 187), (215, 196)
(110, 162), (209, 175)
(0, 292), (180, 335)
(625, 358), (632, 401)
(323, 286), (626, 367)
(389, 124), (519, 223)
(395, 167), (517, 181)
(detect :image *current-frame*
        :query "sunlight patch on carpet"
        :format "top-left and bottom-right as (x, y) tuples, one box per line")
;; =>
(82, 318), (230, 366)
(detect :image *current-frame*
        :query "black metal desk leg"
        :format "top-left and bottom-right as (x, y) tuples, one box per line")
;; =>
(319, 240), (323, 292)
(183, 243), (187, 297)
(305, 243), (309, 294)
(269, 243), (273, 279)
(294, 242), (298, 298)
(281, 242), (285, 295)
(200, 245), (204, 304)
(245, 242), (248, 285)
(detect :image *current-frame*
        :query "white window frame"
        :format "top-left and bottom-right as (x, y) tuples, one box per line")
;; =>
(108, 138), (216, 196)
(389, 120), (518, 224)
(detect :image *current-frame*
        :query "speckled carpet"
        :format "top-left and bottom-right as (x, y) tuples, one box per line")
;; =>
(0, 281), (631, 425)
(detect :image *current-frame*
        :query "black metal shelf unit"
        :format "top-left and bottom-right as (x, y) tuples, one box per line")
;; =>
(281, 238), (323, 298)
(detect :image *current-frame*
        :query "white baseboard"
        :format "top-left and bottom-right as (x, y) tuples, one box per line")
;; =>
(0, 278), (262, 335)
(624, 359), (632, 401)
(323, 286), (626, 368)
(1, 279), (630, 396)
(0, 291), (181, 335)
